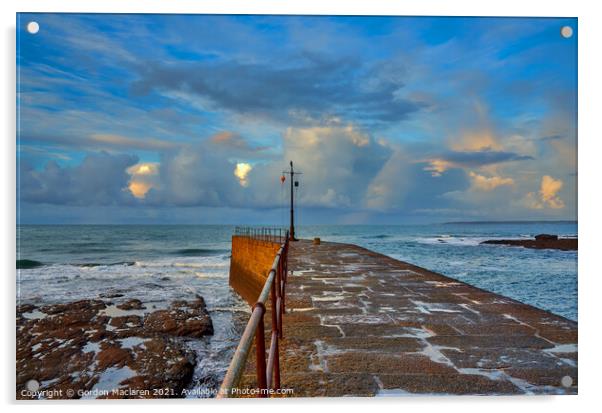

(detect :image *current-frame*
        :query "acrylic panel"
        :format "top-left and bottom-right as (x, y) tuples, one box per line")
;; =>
(16, 13), (577, 399)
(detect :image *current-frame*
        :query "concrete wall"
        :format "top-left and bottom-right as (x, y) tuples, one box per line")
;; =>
(229, 236), (281, 305)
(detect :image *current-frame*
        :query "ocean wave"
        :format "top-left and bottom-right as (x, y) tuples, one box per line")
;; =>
(414, 236), (487, 247)
(171, 248), (230, 257)
(195, 272), (228, 279)
(76, 261), (136, 268)
(134, 259), (229, 269)
(17, 259), (44, 269)
(362, 234), (391, 239)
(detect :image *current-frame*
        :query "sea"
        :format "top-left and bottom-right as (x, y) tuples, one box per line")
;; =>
(16, 222), (577, 395)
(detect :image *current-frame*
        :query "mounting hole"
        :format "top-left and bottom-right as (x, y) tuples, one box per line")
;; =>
(561, 26), (573, 38)
(561, 375), (573, 388)
(26, 379), (40, 392)
(26, 21), (40, 34)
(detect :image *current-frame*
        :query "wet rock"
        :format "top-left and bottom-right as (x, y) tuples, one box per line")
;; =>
(99, 292), (124, 299)
(97, 344), (133, 370)
(481, 236), (577, 251)
(16, 296), (212, 399)
(117, 299), (145, 311)
(16, 303), (36, 314)
(110, 315), (143, 330)
(535, 233), (558, 241)
(143, 298), (213, 338)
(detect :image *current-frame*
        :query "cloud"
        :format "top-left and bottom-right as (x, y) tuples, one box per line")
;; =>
(278, 124), (392, 208)
(468, 171), (514, 191)
(524, 175), (565, 209)
(424, 159), (454, 177)
(127, 162), (160, 198)
(539, 134), (566, 142)
(424, 149), (534, 176)
(15, 125), (472, 216)
(540, 175), (565, 209)
(20, 130), (180, 153)
(132, 54), (425, 127)
(141, 123), (396, 210)
(16, 15), (577, 223)
(19, 152), (138, 205)
(210, 131), (267, 152)
(450, 131), (502, 152)
(234, 163), (252, 187)
(91, 134), (176, 150)
(524, 192), (544, 210)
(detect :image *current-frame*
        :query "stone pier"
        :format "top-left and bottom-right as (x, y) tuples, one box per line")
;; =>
(239, 240), (577, 396)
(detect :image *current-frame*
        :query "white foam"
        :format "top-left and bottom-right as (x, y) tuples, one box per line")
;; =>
(85, 366), (137, 398)
(118, 337), (146, 349)
(22, 309), (46, 320)
(82, 341), (101, 354)
(100, 305), (146, 318)
(546, 343), (577, 353)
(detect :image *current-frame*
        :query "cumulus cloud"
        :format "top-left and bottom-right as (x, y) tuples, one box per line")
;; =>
(19, 152), (138, 205)
(278, 123), (391, 208)
(127, 162), (160, 198)
(138, 123), (396, 210)
(234, 163), (252, 187)
(539, 175), (565, 209)
(15, 125), (467, 215)
(524, 175), (565, 209)
(468, 171), (514, 191)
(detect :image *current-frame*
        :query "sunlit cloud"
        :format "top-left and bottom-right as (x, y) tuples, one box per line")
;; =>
(540, 175), (565, 209)
(525, 175), (565, 209)
(234, 162), (252, 187)
(424, 159), (453, 177)
(128, 181), (153, 199)
(451, 130), (501, 152)
(127, 162), (159, 198)
(91, 134), (176, 150)
(468, 171), (514, 191)
(423, 149), (532, 177)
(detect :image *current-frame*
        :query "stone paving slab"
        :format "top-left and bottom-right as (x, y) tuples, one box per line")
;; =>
(243, 240), (577, 396)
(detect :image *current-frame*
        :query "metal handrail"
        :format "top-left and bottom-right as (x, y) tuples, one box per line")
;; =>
(234, 226), (287, 243)
(218, 230), (289, 398)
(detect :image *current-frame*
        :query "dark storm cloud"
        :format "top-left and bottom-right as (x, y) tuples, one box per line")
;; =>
(440, 149), (534, 167)
(19, 152), (138, 205)
(131, 54), (425, 126)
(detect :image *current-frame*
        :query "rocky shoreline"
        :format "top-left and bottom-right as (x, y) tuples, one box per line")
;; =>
(16, 295), (214, 399)
(481, 234), (577, 251)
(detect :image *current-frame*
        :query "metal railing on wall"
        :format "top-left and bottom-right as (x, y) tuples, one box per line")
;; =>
(218, 228), (290, 398)
(233, 226), (288, 243)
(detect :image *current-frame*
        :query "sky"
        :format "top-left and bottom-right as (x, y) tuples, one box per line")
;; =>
(17, 14), (577, 225)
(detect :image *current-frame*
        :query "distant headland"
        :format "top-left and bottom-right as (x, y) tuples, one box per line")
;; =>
(443, 220), (577, 225)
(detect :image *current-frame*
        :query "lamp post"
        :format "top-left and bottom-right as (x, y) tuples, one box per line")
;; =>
(282, 161), (301, 241)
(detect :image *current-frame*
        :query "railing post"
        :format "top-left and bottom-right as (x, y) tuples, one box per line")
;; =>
(253, 302), (267, 396)
(274, 266), (282, 339)
(276, 257), (283, 338)
(269, 275), (281, 390)
(273, 333), (281, 389)
(281, 241), (287, 313)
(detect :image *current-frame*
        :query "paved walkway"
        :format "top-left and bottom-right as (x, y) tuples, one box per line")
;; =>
(243, 240), (577, 396)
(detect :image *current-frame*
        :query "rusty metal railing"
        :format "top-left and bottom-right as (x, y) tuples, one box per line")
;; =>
(218, 228), (290, 398)
(233, 226), (287, 243)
